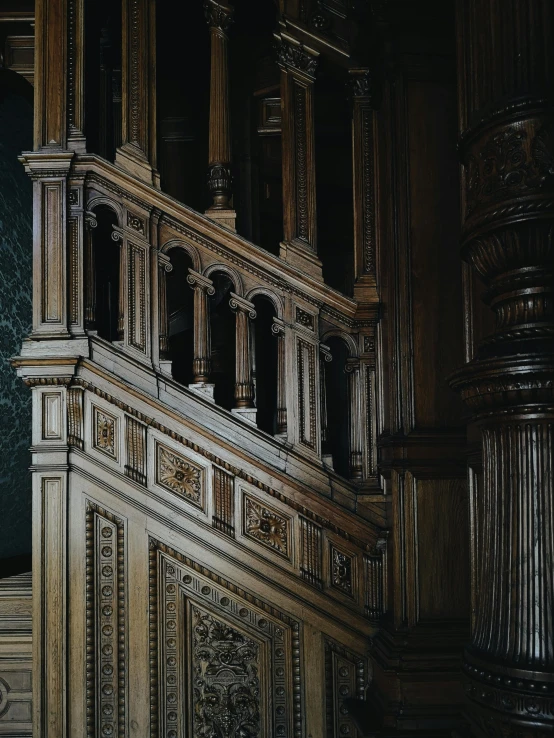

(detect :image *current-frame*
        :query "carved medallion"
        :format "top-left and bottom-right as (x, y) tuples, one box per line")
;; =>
(330, 546), (354, 597)
(126, 211), (145, 234)
(243, 495), (290, 558)
(93, 406), (118, 459)
(192, 607), (261, 738)
(156, 443), (203, 508)
(295, 307), (314, 330)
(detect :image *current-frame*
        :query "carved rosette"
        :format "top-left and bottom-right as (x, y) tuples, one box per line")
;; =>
(243, 495), (290, 558)
(156, 444), (204, 509)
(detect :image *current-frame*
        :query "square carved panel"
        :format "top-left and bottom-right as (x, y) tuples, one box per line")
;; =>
(329, 545), (355, 598)
(243, 493), (291, 559)
(92, 405), (119, 460)
(155, 443), (205, 510)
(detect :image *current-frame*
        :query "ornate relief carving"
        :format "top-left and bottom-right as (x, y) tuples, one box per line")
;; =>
(85, 503), (125, 738)
(325, 639), (368, 738)
(213, 466), (235, 537)
(149, 541), (302, 738)
(297, 338), (317, 451)
(330, 546), (354, 597)
(93, 406), (118, 459)
(68, 188), (79, 205)
(192, 607), (261, 737)
(204, 0), (234, 32)
(277, 39), (317, 78)
(125, 415), (147, 485)
(295, 306), (314, 330)
(156, 443), (204, 508)
(126, 211), (145, 234)
(300, 517), (323, 589)
(243, 494), (290, 558)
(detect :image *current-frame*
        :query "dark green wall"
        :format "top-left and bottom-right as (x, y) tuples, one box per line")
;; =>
(0, 71), (33, 563)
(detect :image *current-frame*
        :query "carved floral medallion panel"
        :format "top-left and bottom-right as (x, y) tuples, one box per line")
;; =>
(92, 405), (118, 460)
(243, 494), (290, 559)
(156, 443), (204, 510)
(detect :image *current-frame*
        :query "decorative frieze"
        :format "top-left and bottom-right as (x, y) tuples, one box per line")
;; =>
(156, 443), (204, 509)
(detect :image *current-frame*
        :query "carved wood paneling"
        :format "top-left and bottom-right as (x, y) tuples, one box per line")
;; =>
(92, 405), (119, 461)
(300, 517), (322, 589)
(155, 442), (205, 510)
(324, 639), (368, 738)
(212, 465), (235, 537)
(149, 541), (303, 738)
(124, 415), (146, 485)
(67, 386), (84, 449)
(242, 493), (291, 559)
(85, 503), (125, 738)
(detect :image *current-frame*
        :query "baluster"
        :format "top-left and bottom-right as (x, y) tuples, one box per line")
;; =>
(84, 212), (98, 330)
(187, 270), (216, 401)
(230, 294), (257, 426)
(272, 317), (287, 436)
(204, 0), (236, 232)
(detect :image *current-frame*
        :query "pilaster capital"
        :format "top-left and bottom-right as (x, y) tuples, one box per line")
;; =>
(229, 293), (256, 319)
(275, 35), (319, 81)
(187, 269), (215, 295)
(347, 68), (377, 106)
(204, 0), (234, 32)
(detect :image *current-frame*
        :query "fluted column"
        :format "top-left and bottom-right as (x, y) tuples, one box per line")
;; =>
(348, 69), (379, 304)
(276, 34), (321, 279)
(158, 253), (172, 359)
(115, 0), (158, 185)
(229, 294), (257, 424)
(272, 317), (287, 436)
(345, 358), (363, 480)
(84, 212), (97, 330)
(451, 2), (554, 735)
(187, 270), (216, 387)
(204, 0), (236, 232)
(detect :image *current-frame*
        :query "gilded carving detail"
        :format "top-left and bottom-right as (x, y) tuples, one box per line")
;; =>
(156, 444), (203, 508)
(192, 607), (261, 738)
(243, 495), (289, 557)
(93, 406), (117, 459)
(331, 546), (354, 597)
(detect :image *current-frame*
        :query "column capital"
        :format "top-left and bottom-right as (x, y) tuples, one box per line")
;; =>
(204, 0), (234, 32)
(347, 68), (378, 106)
(187, 269), (215, 295)
(275, 35), (319, 81)
(229, 293), (256, 319)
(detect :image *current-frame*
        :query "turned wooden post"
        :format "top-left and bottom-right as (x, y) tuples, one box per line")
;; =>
(229, 294), (256, 409)
(204, 0), (236, 231)
(158, 253), (173, 359)
(451, 2), (554, 735)
(84, 212), (97, 330)
(348, 68), (379, 302)
(187, 270), (215, 384)
(116, 0), (158, 185)
(272, 317), (287, 435)
(345, 358), (363, 480)
(276, 34), (320, 278)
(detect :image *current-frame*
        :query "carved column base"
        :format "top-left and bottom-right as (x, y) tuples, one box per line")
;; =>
(188, 382), (216, 403)
(205, 209), (236, 232)
(115, 144), (160, 187)
(231, 407), (257, 427)
(279, 240), (323, 281)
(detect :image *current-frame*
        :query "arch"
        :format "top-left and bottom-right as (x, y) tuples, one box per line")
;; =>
(160, 238), (201, 274)
(245, 286), (284, 320)
(204, 263), (243, 296)
(87, 195), (123, 226)
(320, 329), (358, 358)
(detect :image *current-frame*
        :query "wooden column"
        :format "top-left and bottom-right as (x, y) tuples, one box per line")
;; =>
(67, 0), (86, 151)
(349, 68), (379, 304)
(272, 317), (287, 436)
(115, 0), (158, 186)
(84, 212), (97, 330)
(158, 253), (172, 359)
(204, 0), (236, 232)
(276, 35), (321, 279)
(451, 2), (554, 736)
(187, 270), (216, 386)
(230, 294), (257, 423)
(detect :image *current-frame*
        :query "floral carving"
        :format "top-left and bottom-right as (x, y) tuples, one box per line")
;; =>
(126, 211), (145, 234)
(93, 407), (117, 458)
(192, 607), (261, 738)
(331, 546), (353, 596)
(244, 495), (289, 557)
(276, 39), (317, 77)
(157, 444), (203, 507)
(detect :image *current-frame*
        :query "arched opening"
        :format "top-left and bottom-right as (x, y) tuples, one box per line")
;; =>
(209, 272), (236, 410)
(156, 0), (210, 209)
(323, 336), (351, 478)
(251, 296), (278, 435)
(91, 205), (120, 342)
(85, 0), (123, 161)
(166, 249), (194, 387)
